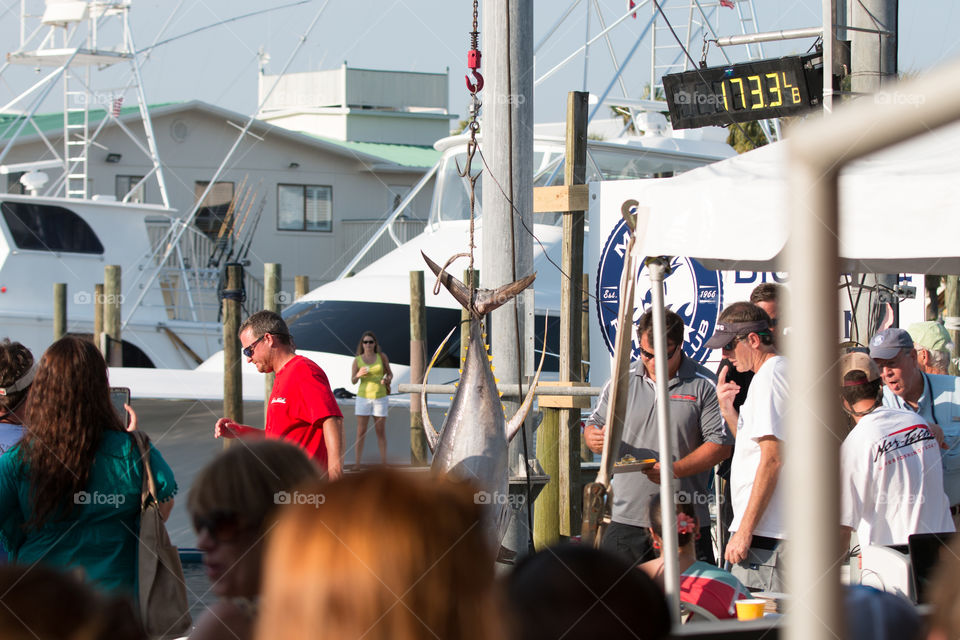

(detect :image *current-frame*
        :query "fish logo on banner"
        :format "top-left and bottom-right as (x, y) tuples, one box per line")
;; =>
(595, 215), (723, 364)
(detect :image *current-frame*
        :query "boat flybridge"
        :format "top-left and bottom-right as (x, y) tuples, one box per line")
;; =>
(281, 123), (736, 394)
(0, 1), (248, 368)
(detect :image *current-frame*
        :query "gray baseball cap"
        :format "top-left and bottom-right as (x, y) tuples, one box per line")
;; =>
(868, 328), (914, 360)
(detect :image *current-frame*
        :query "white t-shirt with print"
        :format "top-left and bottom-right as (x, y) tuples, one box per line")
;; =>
(730, 355), (788, 540)
(840, 406), (954, 546)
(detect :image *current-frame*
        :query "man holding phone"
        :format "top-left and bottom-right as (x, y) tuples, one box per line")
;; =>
(215, 310), (343, 480)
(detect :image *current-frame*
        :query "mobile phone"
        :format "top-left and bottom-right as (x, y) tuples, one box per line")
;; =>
(110, 387), (131, 428)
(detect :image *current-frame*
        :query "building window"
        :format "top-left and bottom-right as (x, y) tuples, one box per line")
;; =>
(116, 175), (145, 203)
(193, 181), (235, 237)
(1, 201), (104, 254)
(278, 184), (332, 232)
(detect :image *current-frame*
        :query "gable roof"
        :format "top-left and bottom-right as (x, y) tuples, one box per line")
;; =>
(0, 100), (440, 171)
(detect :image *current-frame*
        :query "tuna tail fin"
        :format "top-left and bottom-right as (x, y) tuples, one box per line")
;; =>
(421, 324), (457, 454)
(505, 315), (549, 443)
(421, 251), (536, 316)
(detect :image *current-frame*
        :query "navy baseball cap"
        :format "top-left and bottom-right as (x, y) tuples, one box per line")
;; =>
(868, 328), (914, 360)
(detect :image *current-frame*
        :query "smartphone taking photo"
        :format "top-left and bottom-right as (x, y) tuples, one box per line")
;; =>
(110, 387), (131, 428)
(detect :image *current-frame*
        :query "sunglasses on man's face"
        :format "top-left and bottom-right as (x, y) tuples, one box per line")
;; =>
(242, 334), (268, 358)
(639, 343), (680, 360)
(722, 336), (746, 352)
(192, 510), (250, 544)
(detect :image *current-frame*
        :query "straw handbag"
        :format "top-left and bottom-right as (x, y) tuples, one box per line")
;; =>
(131, 431), (191, 639)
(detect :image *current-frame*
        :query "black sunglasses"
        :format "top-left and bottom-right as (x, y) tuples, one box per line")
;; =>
(721, 336), (743, 352)
(192, 510), (250, 544)
(242, 334), (268, 358)
(639, 343), (680, 360)
(362, 339), (376, 344)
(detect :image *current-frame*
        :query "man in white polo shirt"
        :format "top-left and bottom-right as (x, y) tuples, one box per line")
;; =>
(838, 351), (953, 549)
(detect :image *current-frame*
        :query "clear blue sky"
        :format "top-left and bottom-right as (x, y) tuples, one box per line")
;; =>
(1, 0), (957, 126)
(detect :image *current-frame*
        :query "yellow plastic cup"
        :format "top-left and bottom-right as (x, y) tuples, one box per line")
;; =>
(735, 599), (766, 621)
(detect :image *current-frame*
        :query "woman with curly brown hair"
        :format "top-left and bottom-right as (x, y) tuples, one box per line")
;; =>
(0, 336), (177, 599)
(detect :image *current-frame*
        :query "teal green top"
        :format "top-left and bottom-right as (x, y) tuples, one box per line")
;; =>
(0, 430), (177, 598)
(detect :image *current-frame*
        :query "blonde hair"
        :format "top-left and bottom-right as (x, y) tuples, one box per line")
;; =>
(187, 440), (320, 531)
(256, 469), (501, 640)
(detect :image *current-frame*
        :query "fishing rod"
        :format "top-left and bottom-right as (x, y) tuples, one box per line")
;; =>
(238, 195), (267, 263)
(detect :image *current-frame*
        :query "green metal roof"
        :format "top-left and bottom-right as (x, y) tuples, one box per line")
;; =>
(307, 136), (440, 169)
(0, 104), (174, 141)
(1, 102), (442, 170)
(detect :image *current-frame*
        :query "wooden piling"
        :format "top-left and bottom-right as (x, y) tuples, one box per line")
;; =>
(581, 272), (593, 462)
(53, 283), (66, 340)
(295, 275), (309, 300)
(223, 263), (244, 446)
(93, 283), (104, 352)
(264, 263), (281, 413)
(410, 271), (429, 465)
(534, 408), (560, 549)
(104, 265), (122, 366)
(947, 276), (959, 375)
(558, 91), (588, 536)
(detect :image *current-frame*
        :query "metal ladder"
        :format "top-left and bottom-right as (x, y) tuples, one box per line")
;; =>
(650, 1), (698, 101)
(63, 65), (90, 198)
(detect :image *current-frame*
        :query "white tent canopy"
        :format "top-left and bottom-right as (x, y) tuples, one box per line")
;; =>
(591, 119), (960, 274)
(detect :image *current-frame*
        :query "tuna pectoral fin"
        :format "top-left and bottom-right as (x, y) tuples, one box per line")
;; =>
(422, 251), (536, 316)
(421, 325), (457, 454)
(505, 315), (549, 443)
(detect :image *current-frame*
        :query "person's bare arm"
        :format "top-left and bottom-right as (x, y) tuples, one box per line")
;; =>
(214, 418), (265, 439)
(840, 526), (853, 555)
(159, 497), (175, 522)
(380, 353), (393, 392)
(323, 415), (344, 480)
(351, 357), (362, 385)
(724, 436), (783, 565)
(643, 442), (732, 484)
(584, 423), (605, 454)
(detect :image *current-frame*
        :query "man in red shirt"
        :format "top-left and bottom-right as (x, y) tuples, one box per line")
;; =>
(215, 310), (343, 480)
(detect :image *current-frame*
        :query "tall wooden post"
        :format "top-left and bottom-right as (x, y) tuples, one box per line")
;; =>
(533, 408), (560, 549)
(295, 275), (310, 300)
(223, 263), (244, 446)
(264, 263), (281, 412)
(947, 276), (960, 375)
(104, 265), (122, 366)
(581, 272), (593, 462)
(93, 283), (104, 352)
(410, 271), (429, 465)
(53, 283), (67, 340)
(558, 91), (588, 536)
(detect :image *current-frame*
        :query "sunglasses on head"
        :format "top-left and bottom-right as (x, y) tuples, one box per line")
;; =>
(639, 343), (680, 360)
(192, 510), (250, 544)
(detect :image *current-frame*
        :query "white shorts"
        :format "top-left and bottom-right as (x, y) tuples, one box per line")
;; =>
(356, 396), (389, 418)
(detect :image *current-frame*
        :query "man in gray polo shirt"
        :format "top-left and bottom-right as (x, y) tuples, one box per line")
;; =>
(585, 308), (733, 564)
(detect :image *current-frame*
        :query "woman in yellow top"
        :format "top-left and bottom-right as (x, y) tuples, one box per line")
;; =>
(350, 331), (393, 465)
